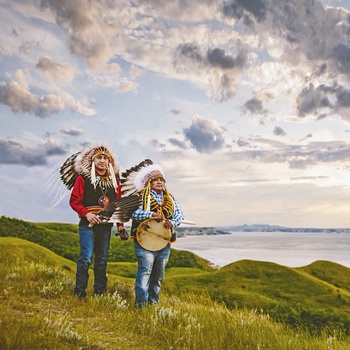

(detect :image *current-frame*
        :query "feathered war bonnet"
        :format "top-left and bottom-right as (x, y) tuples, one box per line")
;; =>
(120, 160), (167, 212)
(133, 164), (165, 192)
(60, 144), (120, 190)
(133, 163), (166, 212)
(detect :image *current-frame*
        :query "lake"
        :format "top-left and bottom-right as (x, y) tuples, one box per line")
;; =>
(174, 231), (350, 268)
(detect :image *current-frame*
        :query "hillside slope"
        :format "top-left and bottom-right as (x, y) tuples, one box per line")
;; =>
(164, 259), (350, 333)
(1, 237), (349, 350)
(0, 216), (213, 271)
(1, 217), (350, 334)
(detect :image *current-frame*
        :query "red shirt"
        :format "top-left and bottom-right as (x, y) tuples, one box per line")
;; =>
(70, 175), (122, 217)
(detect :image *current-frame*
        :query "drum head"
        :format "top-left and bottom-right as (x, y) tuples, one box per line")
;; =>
(136, 218), (171, 251)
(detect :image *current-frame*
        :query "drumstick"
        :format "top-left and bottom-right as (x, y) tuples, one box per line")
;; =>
(180, 220), (196, 225)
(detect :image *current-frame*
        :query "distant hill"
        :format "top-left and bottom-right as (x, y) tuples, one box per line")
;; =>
(172, 224), (350, 236)
(176, 226), (230, 236)
(219, 224), (350, 233)
(177, 223), (350, 235)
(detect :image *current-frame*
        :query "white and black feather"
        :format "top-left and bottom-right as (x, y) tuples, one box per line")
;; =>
(59, 152), (80, 190)
(120, 159), (153, 195)
(97, 195), (142, 223)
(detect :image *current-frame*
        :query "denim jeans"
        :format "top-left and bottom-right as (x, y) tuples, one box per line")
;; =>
(133, 239), (171, 308)
(74, 225), (111, 298)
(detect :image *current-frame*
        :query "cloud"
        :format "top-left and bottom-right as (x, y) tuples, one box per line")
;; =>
(36, 55), (75, 84)
(69, 98), (96, 116)
(0, 81), (65, 117)
(170, 109), (182, 115)
(168, 137), (187, 149)
(0, 137), (67, 166)
(207, 47), (246, 70)
(242, 97), (266, 114)
(184, 115), (226, 153)
(273, 126), (286, 136)
(299, 133), (313, 142)
(221, 0), (350, 118)
(59, 127), (84, 137)
(222, 0), (267, 24)
(118, 80), (138, 93)
(296, 83), (332, 117)
(332, 43), (350, 75)
(296, 83), (350, 118)
(236, 138), (250, 147)
(228, 138), (350, 169)
(173, 43), (249, 102)
(40, 0), (114, 71)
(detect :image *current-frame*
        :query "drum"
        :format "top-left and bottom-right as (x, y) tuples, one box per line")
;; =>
(136, 218), (172, 251)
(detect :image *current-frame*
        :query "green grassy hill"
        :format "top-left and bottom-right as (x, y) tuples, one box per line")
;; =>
(1, 237), (350, 350)
(164, 259), (350, 333)
(1, 216), (350, 337)
(0, 216), (213, 271)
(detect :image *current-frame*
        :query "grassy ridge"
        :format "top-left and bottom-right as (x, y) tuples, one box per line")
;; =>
(0, 216), (213, 271)
(164, 259), (350, 333)
(1, 216), (350, 336)
(1, 237), (349, 350)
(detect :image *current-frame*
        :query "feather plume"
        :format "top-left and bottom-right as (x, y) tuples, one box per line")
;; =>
(120, 159), (153, 195)
(94, 195), (142, 223)
(59, 152), (80, 190)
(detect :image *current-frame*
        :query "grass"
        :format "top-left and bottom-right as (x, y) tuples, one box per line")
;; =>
(1, 216), (350, 347)
(0, 216), (213, 271)
(0, 237), (350, 350)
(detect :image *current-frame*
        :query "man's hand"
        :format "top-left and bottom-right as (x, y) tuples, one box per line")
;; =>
(86, 212), (101, 226)
(163, 220), (173, 230)
(152, 212), (163, 222)
(116, 227), (129, 240)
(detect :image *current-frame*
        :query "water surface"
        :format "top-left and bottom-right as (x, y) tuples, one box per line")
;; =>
(174, 231), (350, 268)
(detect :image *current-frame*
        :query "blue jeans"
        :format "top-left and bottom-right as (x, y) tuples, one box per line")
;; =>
(134, 240), (171, 308)
(74, 225), (111, 298)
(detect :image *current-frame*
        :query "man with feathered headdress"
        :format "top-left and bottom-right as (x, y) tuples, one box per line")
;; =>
(121, 160), (184, 309)
(61, 144), (128, 300)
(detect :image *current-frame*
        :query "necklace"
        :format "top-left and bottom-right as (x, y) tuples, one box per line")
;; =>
(98, 185), (110, 207)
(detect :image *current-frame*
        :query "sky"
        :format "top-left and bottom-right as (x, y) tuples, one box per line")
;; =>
(1, 0), (350, 228)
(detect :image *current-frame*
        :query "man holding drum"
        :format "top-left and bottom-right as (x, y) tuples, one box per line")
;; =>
(129, 162), (184, 309)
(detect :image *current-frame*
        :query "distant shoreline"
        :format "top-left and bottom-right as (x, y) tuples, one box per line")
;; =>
(176, 224), (350, 236)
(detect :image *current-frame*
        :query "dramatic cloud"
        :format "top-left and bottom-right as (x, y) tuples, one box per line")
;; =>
(229, 139), (350, 169)
(0, 81), (65, 117)
(173, 43), (249, 102)
(222, 0), (267, 23)
(2, 0), (350, 228)
(184, 115), (226, 153)
(296, 83), (350, 118)
(0, 138), (66, 166)
(40, 0), (115, 71)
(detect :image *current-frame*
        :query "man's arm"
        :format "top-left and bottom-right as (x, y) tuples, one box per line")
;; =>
(132, 206), (154, 221)
(69, 175), (89, 217)
(168, 197), (184, 228)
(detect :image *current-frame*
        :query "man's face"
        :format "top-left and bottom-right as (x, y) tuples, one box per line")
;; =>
(150, 177), (164, 194)
(94, 154), (110, 174)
